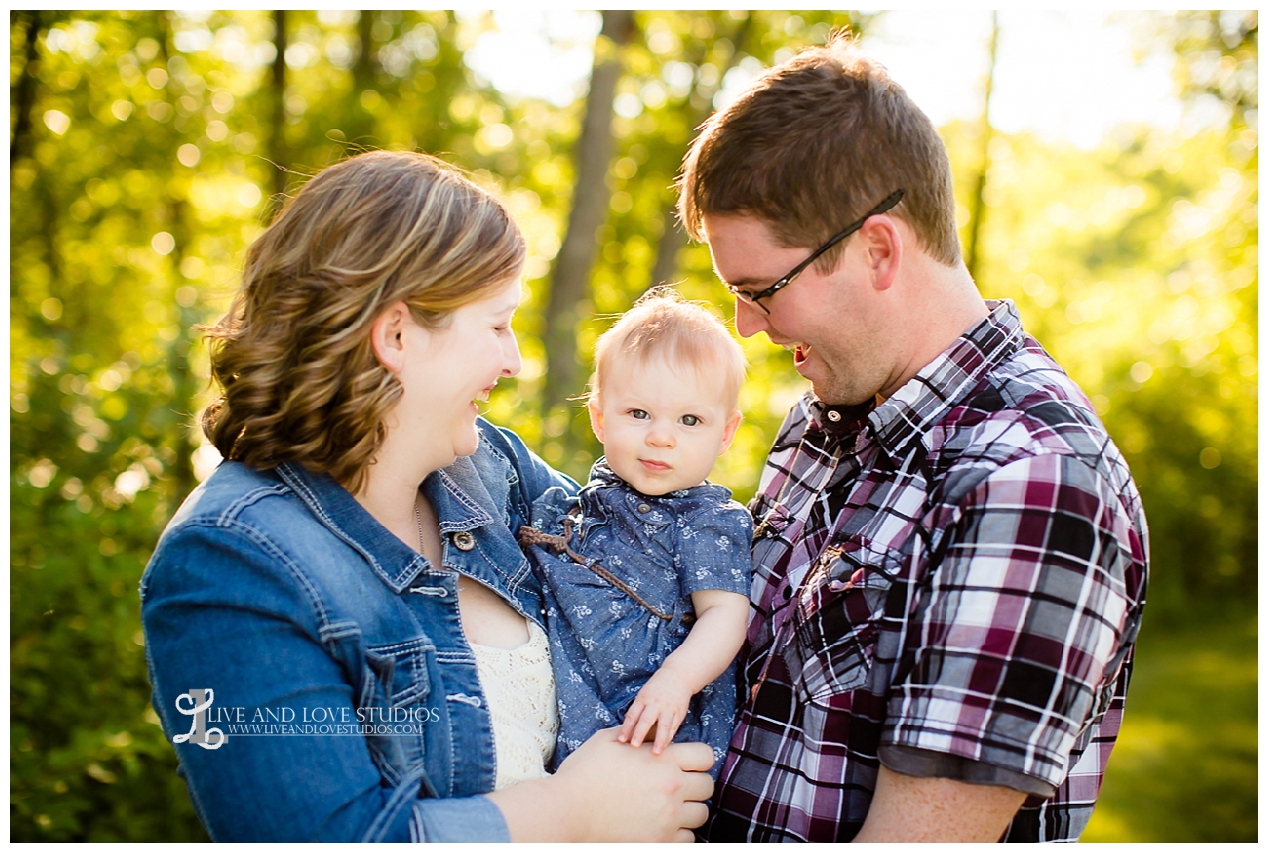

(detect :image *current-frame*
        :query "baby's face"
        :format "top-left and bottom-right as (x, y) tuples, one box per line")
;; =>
(589, 356), (741, 496)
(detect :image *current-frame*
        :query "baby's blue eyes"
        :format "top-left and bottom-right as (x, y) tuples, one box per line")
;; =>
(626, 410), (701, 426)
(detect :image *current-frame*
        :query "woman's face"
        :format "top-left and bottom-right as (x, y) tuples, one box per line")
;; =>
(399, 276), (523, 466)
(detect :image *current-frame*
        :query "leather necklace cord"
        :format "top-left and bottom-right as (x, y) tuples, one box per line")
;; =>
(518, 519), (683, 624)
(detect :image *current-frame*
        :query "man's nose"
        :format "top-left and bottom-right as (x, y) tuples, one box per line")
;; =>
(734, 298), (770, 339)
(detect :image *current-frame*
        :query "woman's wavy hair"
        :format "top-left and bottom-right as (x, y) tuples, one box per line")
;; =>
(201, 150), (526, 492)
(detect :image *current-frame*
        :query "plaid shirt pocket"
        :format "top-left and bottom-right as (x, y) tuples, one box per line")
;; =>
(785, 542), (900, 703)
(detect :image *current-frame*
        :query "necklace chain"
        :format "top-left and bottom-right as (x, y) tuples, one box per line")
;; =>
(413, 493), (426, 556)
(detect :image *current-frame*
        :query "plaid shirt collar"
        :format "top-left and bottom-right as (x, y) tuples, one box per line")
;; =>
(806, 299), (1026, 466)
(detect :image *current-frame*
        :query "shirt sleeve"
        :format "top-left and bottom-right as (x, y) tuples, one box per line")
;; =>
(882, 451), (1141, 790)
(675, 502), (754, 599)
(142, 521), (510, 842)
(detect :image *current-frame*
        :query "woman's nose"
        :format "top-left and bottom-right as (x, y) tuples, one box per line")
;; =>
(501, 331), (522, 377)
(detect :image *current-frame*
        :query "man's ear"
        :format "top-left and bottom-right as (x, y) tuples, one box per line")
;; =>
(718, 409), (742, 455)
(370, 302), (410, 374)
(859, 215), (903, 293)
(587, 396), (605, 443)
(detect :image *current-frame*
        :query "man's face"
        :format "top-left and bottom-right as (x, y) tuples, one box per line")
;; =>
(702, 212), (898, 407)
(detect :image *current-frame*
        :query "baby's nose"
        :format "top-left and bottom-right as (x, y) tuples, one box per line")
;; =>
(647, 424), (674, 446)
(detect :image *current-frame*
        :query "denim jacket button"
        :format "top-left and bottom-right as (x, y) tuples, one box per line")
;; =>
(636, 503), (651, 514)
(452, 530), (476, 551)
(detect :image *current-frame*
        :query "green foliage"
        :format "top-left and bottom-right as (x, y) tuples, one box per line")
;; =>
(944, 122), (1258, 622)
(9, 10), (1256, 841)
(1083, 616), (1258, 841)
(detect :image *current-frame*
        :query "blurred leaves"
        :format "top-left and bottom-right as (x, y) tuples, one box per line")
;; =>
(9, 10), (1256, 841)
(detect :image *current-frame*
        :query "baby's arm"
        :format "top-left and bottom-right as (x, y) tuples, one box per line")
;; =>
(618, 588), (748, 755)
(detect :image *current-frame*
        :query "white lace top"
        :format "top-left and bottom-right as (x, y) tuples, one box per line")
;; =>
(470, 618), (558, 790)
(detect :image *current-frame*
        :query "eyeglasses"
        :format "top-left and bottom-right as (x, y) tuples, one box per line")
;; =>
(727, 189), (905, 314)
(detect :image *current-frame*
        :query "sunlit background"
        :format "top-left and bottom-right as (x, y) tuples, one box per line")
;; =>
(10, 10), (1256, 842)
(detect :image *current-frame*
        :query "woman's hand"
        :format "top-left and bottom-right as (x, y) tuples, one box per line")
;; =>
(488, 727), (715, 842)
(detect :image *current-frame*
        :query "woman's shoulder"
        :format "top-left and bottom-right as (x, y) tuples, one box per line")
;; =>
(149, 462), (322, 569)
(141, 462), (333, 615)
(165, 461), (295, 531)
(464, 418), (579, 502)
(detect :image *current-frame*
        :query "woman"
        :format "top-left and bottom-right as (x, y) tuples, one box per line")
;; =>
(140, 151), (714, 841)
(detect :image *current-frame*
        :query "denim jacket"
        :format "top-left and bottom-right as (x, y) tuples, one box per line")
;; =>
(140, 420), (576, 842)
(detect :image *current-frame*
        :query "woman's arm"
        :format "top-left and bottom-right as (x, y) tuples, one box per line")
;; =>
(618, 589), (749, 753)
(148, 520), (717, 842)
(481, 418), (579, 506)
(143, 520), (509, 842)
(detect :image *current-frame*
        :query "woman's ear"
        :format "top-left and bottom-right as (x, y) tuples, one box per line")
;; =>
(370, 302), (410, 374)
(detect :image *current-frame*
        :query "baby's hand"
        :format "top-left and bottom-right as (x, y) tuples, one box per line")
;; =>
(618, 668), (694, 755)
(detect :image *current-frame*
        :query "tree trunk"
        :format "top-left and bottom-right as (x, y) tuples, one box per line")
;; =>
(158, 12), (197, 508)
(648, 14), (753, 290)
(349, 10), (378, 145)
(965, 11), (999, 286)
(269, 10), (288, 212)
(540, 9), (636, 418)
(10, 11), (44, 166)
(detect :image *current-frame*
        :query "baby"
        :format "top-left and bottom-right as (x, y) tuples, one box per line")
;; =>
(520, 288), (751, 772)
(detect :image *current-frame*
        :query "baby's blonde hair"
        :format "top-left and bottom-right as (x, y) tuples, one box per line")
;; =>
(591, 287), (747, 409)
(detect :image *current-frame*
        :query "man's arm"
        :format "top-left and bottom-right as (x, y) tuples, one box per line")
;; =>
(852, 765), (1026, 843)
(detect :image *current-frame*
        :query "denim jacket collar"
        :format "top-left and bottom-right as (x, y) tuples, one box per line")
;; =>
(276, 457), (497, 596)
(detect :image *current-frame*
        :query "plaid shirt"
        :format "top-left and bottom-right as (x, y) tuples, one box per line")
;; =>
(707, 300), (1148, 842)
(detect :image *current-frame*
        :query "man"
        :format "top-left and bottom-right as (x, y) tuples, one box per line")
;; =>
(676, 36), (1148, 842)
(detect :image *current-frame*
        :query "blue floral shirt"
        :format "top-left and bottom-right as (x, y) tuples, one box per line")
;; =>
(522, 459), (753, 770)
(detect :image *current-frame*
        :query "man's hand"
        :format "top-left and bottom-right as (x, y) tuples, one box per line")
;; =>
(618, 667), (694, 754)
(852, 765), (1026, 842)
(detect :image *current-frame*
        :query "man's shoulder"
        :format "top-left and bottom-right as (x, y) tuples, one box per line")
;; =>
(938, 336), (1112, 466)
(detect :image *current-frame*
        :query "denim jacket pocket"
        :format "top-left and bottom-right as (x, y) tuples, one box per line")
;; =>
(359, 639), (437, 787)
(786, 543), (899, 704)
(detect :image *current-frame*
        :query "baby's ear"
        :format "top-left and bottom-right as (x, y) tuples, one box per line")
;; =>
(587, 396), (605, 443)
(718, 409), (742, 455)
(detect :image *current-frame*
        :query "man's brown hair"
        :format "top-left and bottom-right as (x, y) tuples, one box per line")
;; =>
(201, 150), (525, 492)
(678, 33), (961, 268)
